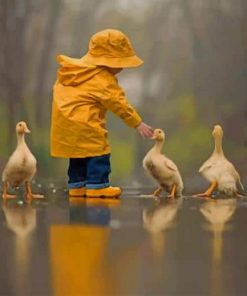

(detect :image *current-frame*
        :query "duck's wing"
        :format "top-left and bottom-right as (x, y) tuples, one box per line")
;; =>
(2, 152), (20, 180)
(198, 159), (216, 173)
(164, 159), (178, 172)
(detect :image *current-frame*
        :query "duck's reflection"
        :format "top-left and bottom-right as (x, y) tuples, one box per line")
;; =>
(143, 198), (182, 257)
(50, 198), (120, 296)
(200, 199), (236, 261)
(200, 198), (237, 296)
(2, 203), (36, 296)
(142, 198), (182, 287)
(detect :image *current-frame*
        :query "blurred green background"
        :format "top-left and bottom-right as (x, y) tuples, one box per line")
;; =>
(0, 0), (246, 192)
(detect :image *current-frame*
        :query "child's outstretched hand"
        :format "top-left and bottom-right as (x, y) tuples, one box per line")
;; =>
(137, 122), (153, 138)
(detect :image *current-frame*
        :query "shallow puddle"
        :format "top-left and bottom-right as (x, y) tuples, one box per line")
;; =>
(0, 189), (247, 296)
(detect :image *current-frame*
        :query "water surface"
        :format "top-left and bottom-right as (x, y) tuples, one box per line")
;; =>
(0, 189), (247, 296)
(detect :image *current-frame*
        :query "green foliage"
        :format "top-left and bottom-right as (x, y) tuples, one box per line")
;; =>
(178, 94), (197, 124)
(110, 136), (135, 180)
(159, 94), (212, 174)
(165, 125), (211, 173)
(109, 133), (135, 181)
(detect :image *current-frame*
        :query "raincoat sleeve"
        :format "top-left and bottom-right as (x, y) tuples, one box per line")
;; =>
(100, 76), (142, 128)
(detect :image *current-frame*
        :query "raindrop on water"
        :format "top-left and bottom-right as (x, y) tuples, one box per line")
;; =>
(110, 219), (121, 229)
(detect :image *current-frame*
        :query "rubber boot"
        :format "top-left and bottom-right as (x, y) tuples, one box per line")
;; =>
(69, 188), (86, 197)
(86, 186), (121, 198)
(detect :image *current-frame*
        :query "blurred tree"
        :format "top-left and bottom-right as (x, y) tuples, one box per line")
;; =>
(0, 0), (31, 147)
(35, 0), (63, 126)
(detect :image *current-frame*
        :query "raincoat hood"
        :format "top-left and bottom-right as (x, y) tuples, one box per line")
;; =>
(57, 54), (104, 86)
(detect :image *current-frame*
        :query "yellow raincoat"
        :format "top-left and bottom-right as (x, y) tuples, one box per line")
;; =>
(50, 55), (142, 158)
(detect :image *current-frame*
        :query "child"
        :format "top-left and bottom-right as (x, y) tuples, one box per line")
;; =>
(50, 29), (153, 198)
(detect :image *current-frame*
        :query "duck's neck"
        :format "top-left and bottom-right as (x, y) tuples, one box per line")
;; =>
(152, 139), (164, 153)
(214, 135), (224, 155)
(17, 133), (26, 146)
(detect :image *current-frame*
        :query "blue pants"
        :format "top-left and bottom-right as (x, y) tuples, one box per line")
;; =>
(68, 154), (111, 189)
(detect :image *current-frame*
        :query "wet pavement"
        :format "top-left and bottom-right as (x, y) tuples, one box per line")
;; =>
(0, 189), (247, 296)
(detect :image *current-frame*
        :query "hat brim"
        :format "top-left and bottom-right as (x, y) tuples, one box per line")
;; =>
(80, 52), (143, 68)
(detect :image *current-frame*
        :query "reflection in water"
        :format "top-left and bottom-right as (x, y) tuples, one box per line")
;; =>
(200, 198), (237, 296)
(0, 194), (245, 296)
(142, 198), (182, 291)
(69, 197), (120, 208)
(143, 198), (182, 257)
(2, 204), (36, 296)
(69, 197), (120, 226)
(50, 199), (116, 296)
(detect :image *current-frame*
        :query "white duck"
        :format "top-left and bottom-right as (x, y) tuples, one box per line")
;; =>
(143, 128), (184, 198)
(2, 121), (43, 202)
(194, 125), (244, 197)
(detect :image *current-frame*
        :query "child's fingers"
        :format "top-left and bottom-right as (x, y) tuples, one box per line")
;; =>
(143, 129), (153, 138)
(136, 122), (154, 138)
(143, 123), (153, 131)
(145, 127), (154, 138)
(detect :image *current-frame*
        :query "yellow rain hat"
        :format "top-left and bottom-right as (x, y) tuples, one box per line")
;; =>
(81, 29), (143, 68)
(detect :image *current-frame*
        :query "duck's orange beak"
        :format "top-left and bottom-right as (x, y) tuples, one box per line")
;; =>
(24, 127), (31, 133)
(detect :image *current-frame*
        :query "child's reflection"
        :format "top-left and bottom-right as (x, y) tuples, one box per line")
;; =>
(200, 198), (237, 296)
(69, 197), (120, 225)
(50, 198), (120, 296)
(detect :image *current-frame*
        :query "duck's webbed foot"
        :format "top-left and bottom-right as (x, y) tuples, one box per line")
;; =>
(193, 180), (217, 198)
(167, 184), (177, 199)
(25, 182), (44, 203)
(2, 182), (16, 200)
(152, 187), (162, 197)
(26, 193), (44, 200)
(2, 194), (16, 199)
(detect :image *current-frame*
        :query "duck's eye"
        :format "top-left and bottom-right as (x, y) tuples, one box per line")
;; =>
(19, 124), (22, 127)
(158, 131), (161, 133)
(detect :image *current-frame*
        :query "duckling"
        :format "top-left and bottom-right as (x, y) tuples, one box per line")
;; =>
(143, 128), (184, 198)
(2, 121), (43, 202)
(194, 125), (244, 198)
